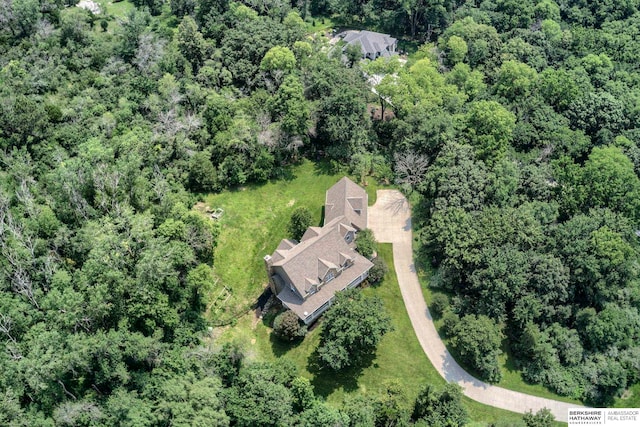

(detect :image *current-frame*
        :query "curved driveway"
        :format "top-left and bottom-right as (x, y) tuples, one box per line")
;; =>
(368, 190), (579, 423)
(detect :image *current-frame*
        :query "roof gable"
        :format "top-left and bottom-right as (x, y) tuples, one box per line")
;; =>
(271, 215), (366, 298)
(324, 177), (368, 230)
(341, 30), (397, 56)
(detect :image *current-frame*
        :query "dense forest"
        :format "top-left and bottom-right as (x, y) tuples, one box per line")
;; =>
(1, 0), (640, 424)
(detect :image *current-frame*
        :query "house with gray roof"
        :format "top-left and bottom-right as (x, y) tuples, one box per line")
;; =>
(340, 30), (398, 60)
(264, 177), (374, 324)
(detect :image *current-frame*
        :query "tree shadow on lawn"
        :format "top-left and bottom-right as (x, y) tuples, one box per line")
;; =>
(269, 163), (297, 182)
(306, 348), (378, 398)
(268, 332), (305, 357)
(500, 339), (524, 378)
(313, 159), (337, 176)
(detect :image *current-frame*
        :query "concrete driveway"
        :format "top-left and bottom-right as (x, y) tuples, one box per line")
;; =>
(368, 190), (580, 423)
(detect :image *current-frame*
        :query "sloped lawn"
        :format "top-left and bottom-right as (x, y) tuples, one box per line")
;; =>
(204, 161), (380, 323)
(218, 244), (530, 426)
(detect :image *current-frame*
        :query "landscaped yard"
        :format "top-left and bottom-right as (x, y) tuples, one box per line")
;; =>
(203, 161), (381, 324)
(207, 165), (566, 425)
(215, 239), (531, 425)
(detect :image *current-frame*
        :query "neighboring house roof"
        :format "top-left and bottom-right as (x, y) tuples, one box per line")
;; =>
(324, 176), (368, 230)
(341, 30), (397, 57)
(266, 177), (373, 322)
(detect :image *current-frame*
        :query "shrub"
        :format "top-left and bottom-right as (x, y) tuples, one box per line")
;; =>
(273, 310), (307, 341)
(441, 310), (460, 338)
(430, 293), (449, 318)
(523, 408), (555, 427)
(355, 228), (376, 258)
(368, 256), (388, 284)
(288, 207), (313, 241)
(450, 314), (503, 383)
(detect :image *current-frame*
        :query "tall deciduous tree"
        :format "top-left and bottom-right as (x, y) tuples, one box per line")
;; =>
(317, 289), (393, 370)
(465, 100), (516, 164)
(580, 145), (640, 220)
(177, 16), (208, 72)
(288, 207), (313, 241)
(450, 314), (503, 382)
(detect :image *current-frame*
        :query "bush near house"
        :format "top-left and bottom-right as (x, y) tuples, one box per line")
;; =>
(355, 228), (377, 258)
(273, 310), (308, 341)
(288, 207), (314, 241)
(368, 256), (388, 284)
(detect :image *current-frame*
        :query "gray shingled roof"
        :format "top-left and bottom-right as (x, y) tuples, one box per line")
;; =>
(268, 177), (373, 322)
(272, 215), (360, 296)
(324, 177), (368, 230)
(342, 30), (397, 56)
(277, 249), (372, 321)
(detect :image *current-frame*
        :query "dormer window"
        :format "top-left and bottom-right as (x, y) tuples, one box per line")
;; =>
(345, 230), (354, 243)
(324, 270), (335, 283)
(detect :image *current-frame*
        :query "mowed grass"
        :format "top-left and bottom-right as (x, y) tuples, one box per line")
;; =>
(217, 244), (530, 425)
(209, 168), (561, 425)
(88, 0), (135, 33)
(305, 15), (336, 34)
(204, 161), (381, 321)
(102, 0), (135, 18)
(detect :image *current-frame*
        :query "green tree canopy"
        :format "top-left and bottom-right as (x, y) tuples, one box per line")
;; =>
(287, 207), (313, 241)
(317, 289), (393, 370)
(465, 100), (516, 164)
(450, 314), (504, 382)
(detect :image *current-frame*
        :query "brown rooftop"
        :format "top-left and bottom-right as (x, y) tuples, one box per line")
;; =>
(265, 177), (373, 324)
(324, 177), (368, 230)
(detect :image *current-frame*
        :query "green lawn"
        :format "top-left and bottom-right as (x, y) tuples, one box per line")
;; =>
(204, 161), (382, 323)
(217, 243), (530, 425)
(94, 0), (134, 19)
(92, 0), (135, 33)
(304, 15), (336, 34)
(208, 166), (567, 425)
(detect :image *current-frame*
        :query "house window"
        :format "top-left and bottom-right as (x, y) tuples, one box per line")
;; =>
(325, 270), (335, 283)
(345, 231), (354, 244)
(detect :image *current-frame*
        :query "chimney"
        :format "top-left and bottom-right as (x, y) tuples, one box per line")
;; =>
(264, 255), (276, 293)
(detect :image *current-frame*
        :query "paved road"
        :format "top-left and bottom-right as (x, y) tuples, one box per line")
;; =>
(368, 190), (580, 423)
